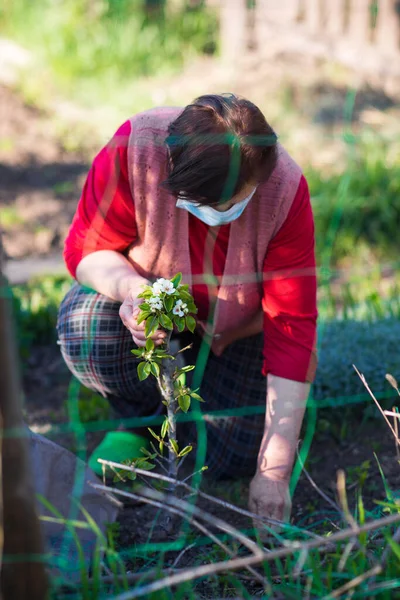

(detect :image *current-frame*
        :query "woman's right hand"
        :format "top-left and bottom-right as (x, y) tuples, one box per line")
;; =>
(119, 290), (166, 347)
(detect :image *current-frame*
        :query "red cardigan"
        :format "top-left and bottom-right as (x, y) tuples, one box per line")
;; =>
(64, 120), (318, 383)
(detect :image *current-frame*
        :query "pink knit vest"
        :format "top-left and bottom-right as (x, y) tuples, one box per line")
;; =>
(127, 107), (302, 335)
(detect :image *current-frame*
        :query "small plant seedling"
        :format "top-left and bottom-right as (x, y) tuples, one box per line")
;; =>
(129, 273), (205, 488)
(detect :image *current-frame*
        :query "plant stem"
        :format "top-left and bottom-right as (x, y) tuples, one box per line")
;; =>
(158, 332), (178, 488)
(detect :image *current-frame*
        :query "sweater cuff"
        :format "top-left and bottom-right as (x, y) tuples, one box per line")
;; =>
(262, 350), (318, 384)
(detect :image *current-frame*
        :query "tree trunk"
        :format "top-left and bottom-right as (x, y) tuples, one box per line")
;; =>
(0, 236), (49, 599)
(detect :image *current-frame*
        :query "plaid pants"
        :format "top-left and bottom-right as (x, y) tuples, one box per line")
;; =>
(57, 284), (267, 478)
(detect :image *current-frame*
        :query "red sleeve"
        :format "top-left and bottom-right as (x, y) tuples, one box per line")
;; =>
(262, 175), (318, 383)
(63, 120), (136, 278)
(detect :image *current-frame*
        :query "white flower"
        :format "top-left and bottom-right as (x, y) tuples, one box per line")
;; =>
(173, 305), (185, 317)
(175, 299), (189, 314)
(149, 295), (163, 312)
(152, 278), (175, 296)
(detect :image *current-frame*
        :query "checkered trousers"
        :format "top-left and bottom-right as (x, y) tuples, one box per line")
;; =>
(57, 283), (267, 478)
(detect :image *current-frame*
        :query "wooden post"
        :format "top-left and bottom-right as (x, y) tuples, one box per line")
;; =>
(325, 0), (346, 36)
(220, 0), (248, 63)
(304, 0), (323, 34)
(346, 0), (372, 46)
(255, 0), (300, 53)
(0, 236), (49, 599)
(375, 0), (400, 53)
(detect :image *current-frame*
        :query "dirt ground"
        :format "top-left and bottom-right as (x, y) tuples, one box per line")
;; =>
(2, 80), (400, 577)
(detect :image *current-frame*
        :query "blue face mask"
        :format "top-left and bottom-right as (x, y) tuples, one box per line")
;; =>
(176, 188), (257, 227)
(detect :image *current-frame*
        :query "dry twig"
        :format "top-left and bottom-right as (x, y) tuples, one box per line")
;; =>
(97, 458), (322, 540)
(90, 484), (400, 600)
(353, 365), (400, 443)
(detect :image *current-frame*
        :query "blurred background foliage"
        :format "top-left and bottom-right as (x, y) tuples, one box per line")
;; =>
(0, 0), (218, 101)
(308, 133), (400, 267)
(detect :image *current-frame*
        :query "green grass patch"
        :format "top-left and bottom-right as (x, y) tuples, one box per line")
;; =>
(309, 133), (400, 267)
(0, 0), (218, 108)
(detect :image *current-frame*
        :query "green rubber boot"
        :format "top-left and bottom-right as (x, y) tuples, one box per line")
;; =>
(88, 431), (150, 477)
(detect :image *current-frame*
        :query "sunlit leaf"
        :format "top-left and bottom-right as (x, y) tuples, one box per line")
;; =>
(170, 439), (179, 455)
(148, 428), (161, 442)
(190, 391), (205, 402)
(171, 272), (182, 288)
(178, 445), (192, 458)
(178, 394), (191, 413)
(137, 310), (151, 325)
(177, 365), (195, 374)
(161, 418), (169, 439)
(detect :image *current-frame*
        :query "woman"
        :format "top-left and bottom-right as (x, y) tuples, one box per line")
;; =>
(58, 93), (318, 525)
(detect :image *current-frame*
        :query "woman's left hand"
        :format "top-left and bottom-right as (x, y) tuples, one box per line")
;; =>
(248, 472), (292, 540)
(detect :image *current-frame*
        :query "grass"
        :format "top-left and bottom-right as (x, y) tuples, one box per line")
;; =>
(308, 131), (400, 269)
(0, 0), (218, 110)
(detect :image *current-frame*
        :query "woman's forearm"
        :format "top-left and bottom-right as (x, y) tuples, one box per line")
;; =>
(75, 250), (150, 303)
(257, 374), (310, 481)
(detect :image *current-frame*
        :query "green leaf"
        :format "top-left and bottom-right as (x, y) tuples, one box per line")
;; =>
(170, 439), (179, 455)
(159, 440), (164, 455)
(171, 272), (182, 288)
(137, 361), (150, 381)
(164, 295), (175, 313)
(145, 338), (155, 352)
(384, 533), (400, 561)
(161, 400), (168, 406)
(178, 394), (191, 413)
(179, 290), (193, 302)
(140, 447), (152, 457)
(190, 391), (205, 402)
(179, 284), (189, 292)
(135, 460), (156, 471)
(176, 316), (185, 332)
(155, 351), (174, 359)
(171, 273), (182, 288)
(150, 362), (160, 377)
(136, 311), (151, 325)
(144, 362), (151, 376)
(141, 288), (153, 297)
(145, 316), (159, 338)
(178, 445), (193, 458)
(187, 302), (198, 314)
(176, 365), (195, 375)
(159, 313), (173, 330)
(139, 303), (151, 311)
(148, 428), (161, 442)
(131, 349), (144, 357)
(185, 315), (196, 333)
(161, 418), (169, 439)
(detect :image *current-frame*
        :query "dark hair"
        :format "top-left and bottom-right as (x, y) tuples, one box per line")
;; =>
(161, 93), (278, 206)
